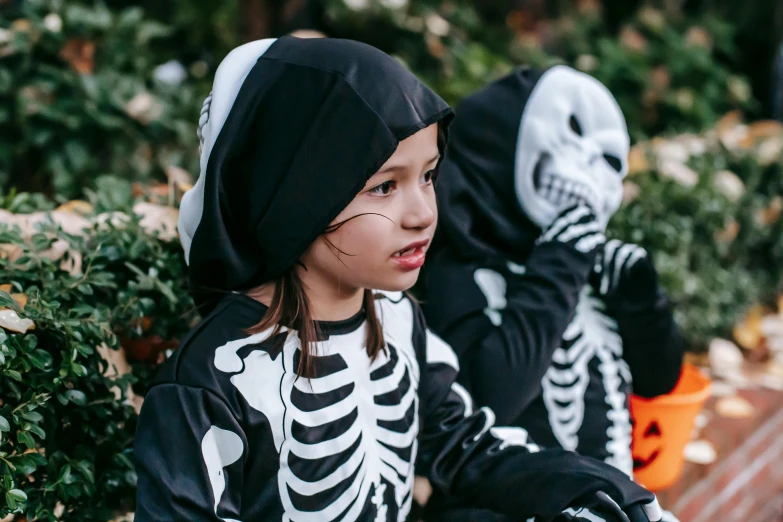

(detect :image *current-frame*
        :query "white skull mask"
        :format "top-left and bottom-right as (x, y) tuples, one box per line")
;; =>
(514, 65), (629, 228)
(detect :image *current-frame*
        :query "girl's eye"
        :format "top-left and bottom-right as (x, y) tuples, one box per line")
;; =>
(421, 169), (436, 184)
(368, 180), (395, 196)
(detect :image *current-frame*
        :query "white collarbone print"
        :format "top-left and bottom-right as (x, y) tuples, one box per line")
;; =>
(474, 267), (633, 477)
(208, 294), (420, 522)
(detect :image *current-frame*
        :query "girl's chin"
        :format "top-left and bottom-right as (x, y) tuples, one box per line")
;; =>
(369, 269), (421, 293)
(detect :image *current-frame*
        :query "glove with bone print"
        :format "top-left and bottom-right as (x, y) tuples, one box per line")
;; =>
(589, 240), (658, 309)
(535, 204), (606, 258)
(589, 239), (684, 398)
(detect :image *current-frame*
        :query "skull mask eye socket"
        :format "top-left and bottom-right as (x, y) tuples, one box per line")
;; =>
(569, 114), (582, 136)
(603, 153), (623, 173)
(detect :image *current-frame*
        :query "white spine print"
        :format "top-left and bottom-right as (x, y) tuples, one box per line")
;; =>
(276, 320), (419, 522)
(595, 320), (633, 477)
(541, 286), (629, 472)
(201, 426), (244, 522)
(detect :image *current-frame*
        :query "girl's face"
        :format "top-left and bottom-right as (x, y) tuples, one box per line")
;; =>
(299, 123), (440, 294)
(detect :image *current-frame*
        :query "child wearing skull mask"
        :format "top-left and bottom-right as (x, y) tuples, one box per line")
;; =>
(420, 66), (684, 521)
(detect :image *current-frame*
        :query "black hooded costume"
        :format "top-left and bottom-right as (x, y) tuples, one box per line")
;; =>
(421, 67), (684, 519)
(134, 38), (664, 522)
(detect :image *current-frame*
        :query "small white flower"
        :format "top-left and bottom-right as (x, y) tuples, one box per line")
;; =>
(658, 160), (699, 187)
(344, 0), (369, 10)
(43, 13), (63, 33)
(653, 139), (690, 164)
(0, 28), (13, 45)
(425, 13), (450, 37)
(125, 92), (164, 124)
(712, 169), (744, 201)
(153, 60), (187, 86)
(575, 54), (598, 72)
(757, 136), (783, 166)
(380, 0), (408, 9)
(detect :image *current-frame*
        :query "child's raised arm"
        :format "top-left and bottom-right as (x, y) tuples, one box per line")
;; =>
(424, 204), (605, 425)
(134, 384), (247, 521)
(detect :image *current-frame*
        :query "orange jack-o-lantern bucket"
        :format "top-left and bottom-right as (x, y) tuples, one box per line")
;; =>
(630, 363), (711, 491)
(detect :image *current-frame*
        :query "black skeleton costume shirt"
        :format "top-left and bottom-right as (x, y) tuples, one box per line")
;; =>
(134, 38), (663, 522)
(422, 66), (684, 483)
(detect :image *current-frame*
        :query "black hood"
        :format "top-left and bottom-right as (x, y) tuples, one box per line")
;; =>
(178, 36), (454, 311)
(434, 67), (545, 264)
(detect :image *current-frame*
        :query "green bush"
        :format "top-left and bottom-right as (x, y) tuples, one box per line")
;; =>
(324, 0), (754, 141)
(612, 119), (783, 347)
(0, 0), (201, 198)
(0, 196), (194, 520)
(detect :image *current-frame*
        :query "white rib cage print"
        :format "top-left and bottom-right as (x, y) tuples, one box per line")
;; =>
(541, 285), (633, 476)
(211, 294), (420, 522)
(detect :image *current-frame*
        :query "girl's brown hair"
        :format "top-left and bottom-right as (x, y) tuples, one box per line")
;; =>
(246, 263), (384, 379)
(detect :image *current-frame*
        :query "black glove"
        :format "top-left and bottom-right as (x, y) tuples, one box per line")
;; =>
(555, 491), (664, 522)
(590, 240), (658, 308)
(536, 205), (606, 258)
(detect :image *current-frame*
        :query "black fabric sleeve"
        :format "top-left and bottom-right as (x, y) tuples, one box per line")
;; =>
(427, 240), (596, 425)
(416, 328), (657, 522)
(134, 384), (247, 521)
(613, 289), (684, 398)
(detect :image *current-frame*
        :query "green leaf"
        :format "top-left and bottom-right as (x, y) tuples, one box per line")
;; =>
(28, 424), (46, 440)
(18, 431), (35, 449)
(64, 390), (87, 406)
(27, 349), (53, 370)
(73, 460), (94, 484)
(0, 291), (15, 308)
(21, 411), (43, 423)
(4, 370), (22, 382)
(10, 455), (38, 475)
(59, 464), (72, 484)
(0, 416), (9, 432)
(7, 489), (27, 502)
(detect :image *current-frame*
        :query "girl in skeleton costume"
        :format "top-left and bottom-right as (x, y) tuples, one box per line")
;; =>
(420, 66), (684, 521)
(134, 38), (664, 522)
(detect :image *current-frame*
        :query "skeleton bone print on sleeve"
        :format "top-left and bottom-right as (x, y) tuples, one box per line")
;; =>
(213, 292), (420, 521)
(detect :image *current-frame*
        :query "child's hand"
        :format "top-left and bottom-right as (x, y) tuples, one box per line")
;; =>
(535, 204), (606, 257)
(590, 240), (657, 307)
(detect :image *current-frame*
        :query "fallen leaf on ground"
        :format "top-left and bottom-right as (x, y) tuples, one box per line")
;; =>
(708, 338), (743, 376)
(683, 440), (717, 465)
(710, 380), (737, 397)
(715, 395), (755, 418)
(56, 200), (94, 216)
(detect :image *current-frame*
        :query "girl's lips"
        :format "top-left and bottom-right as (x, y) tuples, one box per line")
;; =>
(391, 247), (427, 270)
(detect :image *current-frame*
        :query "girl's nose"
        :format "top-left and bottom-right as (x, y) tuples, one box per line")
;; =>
(401, 187), (436, 230)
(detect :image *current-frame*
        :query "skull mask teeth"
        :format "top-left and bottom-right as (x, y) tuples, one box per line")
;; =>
(514, 66), (630, 229)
